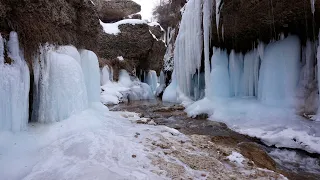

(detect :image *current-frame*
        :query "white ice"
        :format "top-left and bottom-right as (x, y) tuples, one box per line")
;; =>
(101, 69), (154, 105)
(0, 32), (30, 132)
(162, 71), (179, 102)
(207, 47), (230, 98)
(146, 70), (158, 92)
(117, 56), (124, 61)
(174, 0), (203, 97)
(258, 35), (300, 107)
(227, 151), (245, 167)
(32, 46), (88, 123)
(79, 49), (101, 103)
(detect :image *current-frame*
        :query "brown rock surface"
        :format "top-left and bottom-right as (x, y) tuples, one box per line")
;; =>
(93, 0), (141, 23)
(98, 23), (166, 76)
(238, 142), (277, 171)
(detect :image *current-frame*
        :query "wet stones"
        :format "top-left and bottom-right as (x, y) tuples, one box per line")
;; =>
(238, 142), (277, 171)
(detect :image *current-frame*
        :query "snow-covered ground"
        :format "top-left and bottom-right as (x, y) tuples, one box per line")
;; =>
(0, 103), (181, 180)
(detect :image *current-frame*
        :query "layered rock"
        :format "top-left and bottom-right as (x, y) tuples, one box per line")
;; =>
(98, 21), (166, 78)
(93, 0), (141, 23)
(0, 0), (102, 61)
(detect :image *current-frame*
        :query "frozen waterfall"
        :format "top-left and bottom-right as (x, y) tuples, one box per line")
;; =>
(32, 46), (89, 123)
(0, 32), (30, 131)
(79, 50), (101, 103)
(258, 36), (300, 107)
(174, 0), (203, 97)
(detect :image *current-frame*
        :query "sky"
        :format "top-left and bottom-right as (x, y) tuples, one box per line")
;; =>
(132, 0), (160, 22)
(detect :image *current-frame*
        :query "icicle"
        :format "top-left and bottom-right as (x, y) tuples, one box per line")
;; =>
(0, 32), (30, 132)
(317, 32), (320, 121)
(0, 34), (3, 64)
(311, 0), (316, 14)
(174, 0), (203, 97)
(208, 47), (230, 98)
(216, 0), (224, 34)
(203, 0), (214, 96)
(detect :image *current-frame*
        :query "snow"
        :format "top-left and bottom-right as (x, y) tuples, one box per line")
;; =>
(117, 56), (124, 61)
(32, 45), (88, 123)
(227, 151), (245, 167)
(269, 149), (320, 173)
(100, 19), (148, 35)
(0, 32), (30, 132)
(101, 68), (154, 105)
(0, 102), (183, 180)
(79, 50), (101, 103)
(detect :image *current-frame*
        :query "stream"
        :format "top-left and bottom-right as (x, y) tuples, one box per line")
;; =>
(109, 99), (320, 180)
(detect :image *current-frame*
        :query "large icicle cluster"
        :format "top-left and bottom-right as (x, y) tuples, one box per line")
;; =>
(32, 45), (101, 123)
(174, 0), (203, 97)
(0, 32), (30, 131)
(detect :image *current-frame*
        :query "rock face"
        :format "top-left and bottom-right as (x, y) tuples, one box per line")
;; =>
(93, 0), (141, 23)
(213, 0), (320, 51)
(98, 23), (166, 76)
(0, 0), (102, 60)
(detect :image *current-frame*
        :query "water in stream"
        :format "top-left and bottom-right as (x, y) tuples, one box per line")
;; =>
(109, 99), (320, 180)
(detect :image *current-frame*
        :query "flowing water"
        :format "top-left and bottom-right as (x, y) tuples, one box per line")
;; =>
(109, 99), (320, 180)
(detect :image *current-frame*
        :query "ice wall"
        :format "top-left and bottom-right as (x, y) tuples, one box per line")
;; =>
(0, 32), (30, 131)
(208, 48), (230, 98)
(101, 65), (113, 85)
(258, 36), (300, 107)
(162, 71), (179, 102)
(146, 70), (158, 92)
(174, 0), (203, 97)
(229, 50), (244, 97)
(32, 46), (88, 123)
(242, 50), (260, 97)
(79, 50), (101, 103)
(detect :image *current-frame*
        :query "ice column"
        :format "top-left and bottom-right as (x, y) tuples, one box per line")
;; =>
(0, 32), (30, 131)
(258, 36), (300, 107)
(174, 0), (203, 97)
(229, 50), (244, 96)
(32, 46), (88, 123)
(208, 47), (230, 98)
(203, 0), (214, 96)
(79, 50), (101, 103)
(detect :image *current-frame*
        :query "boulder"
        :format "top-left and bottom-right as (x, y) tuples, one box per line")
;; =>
(98, 22), (166, 77)
(93, 0), (141, 23)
